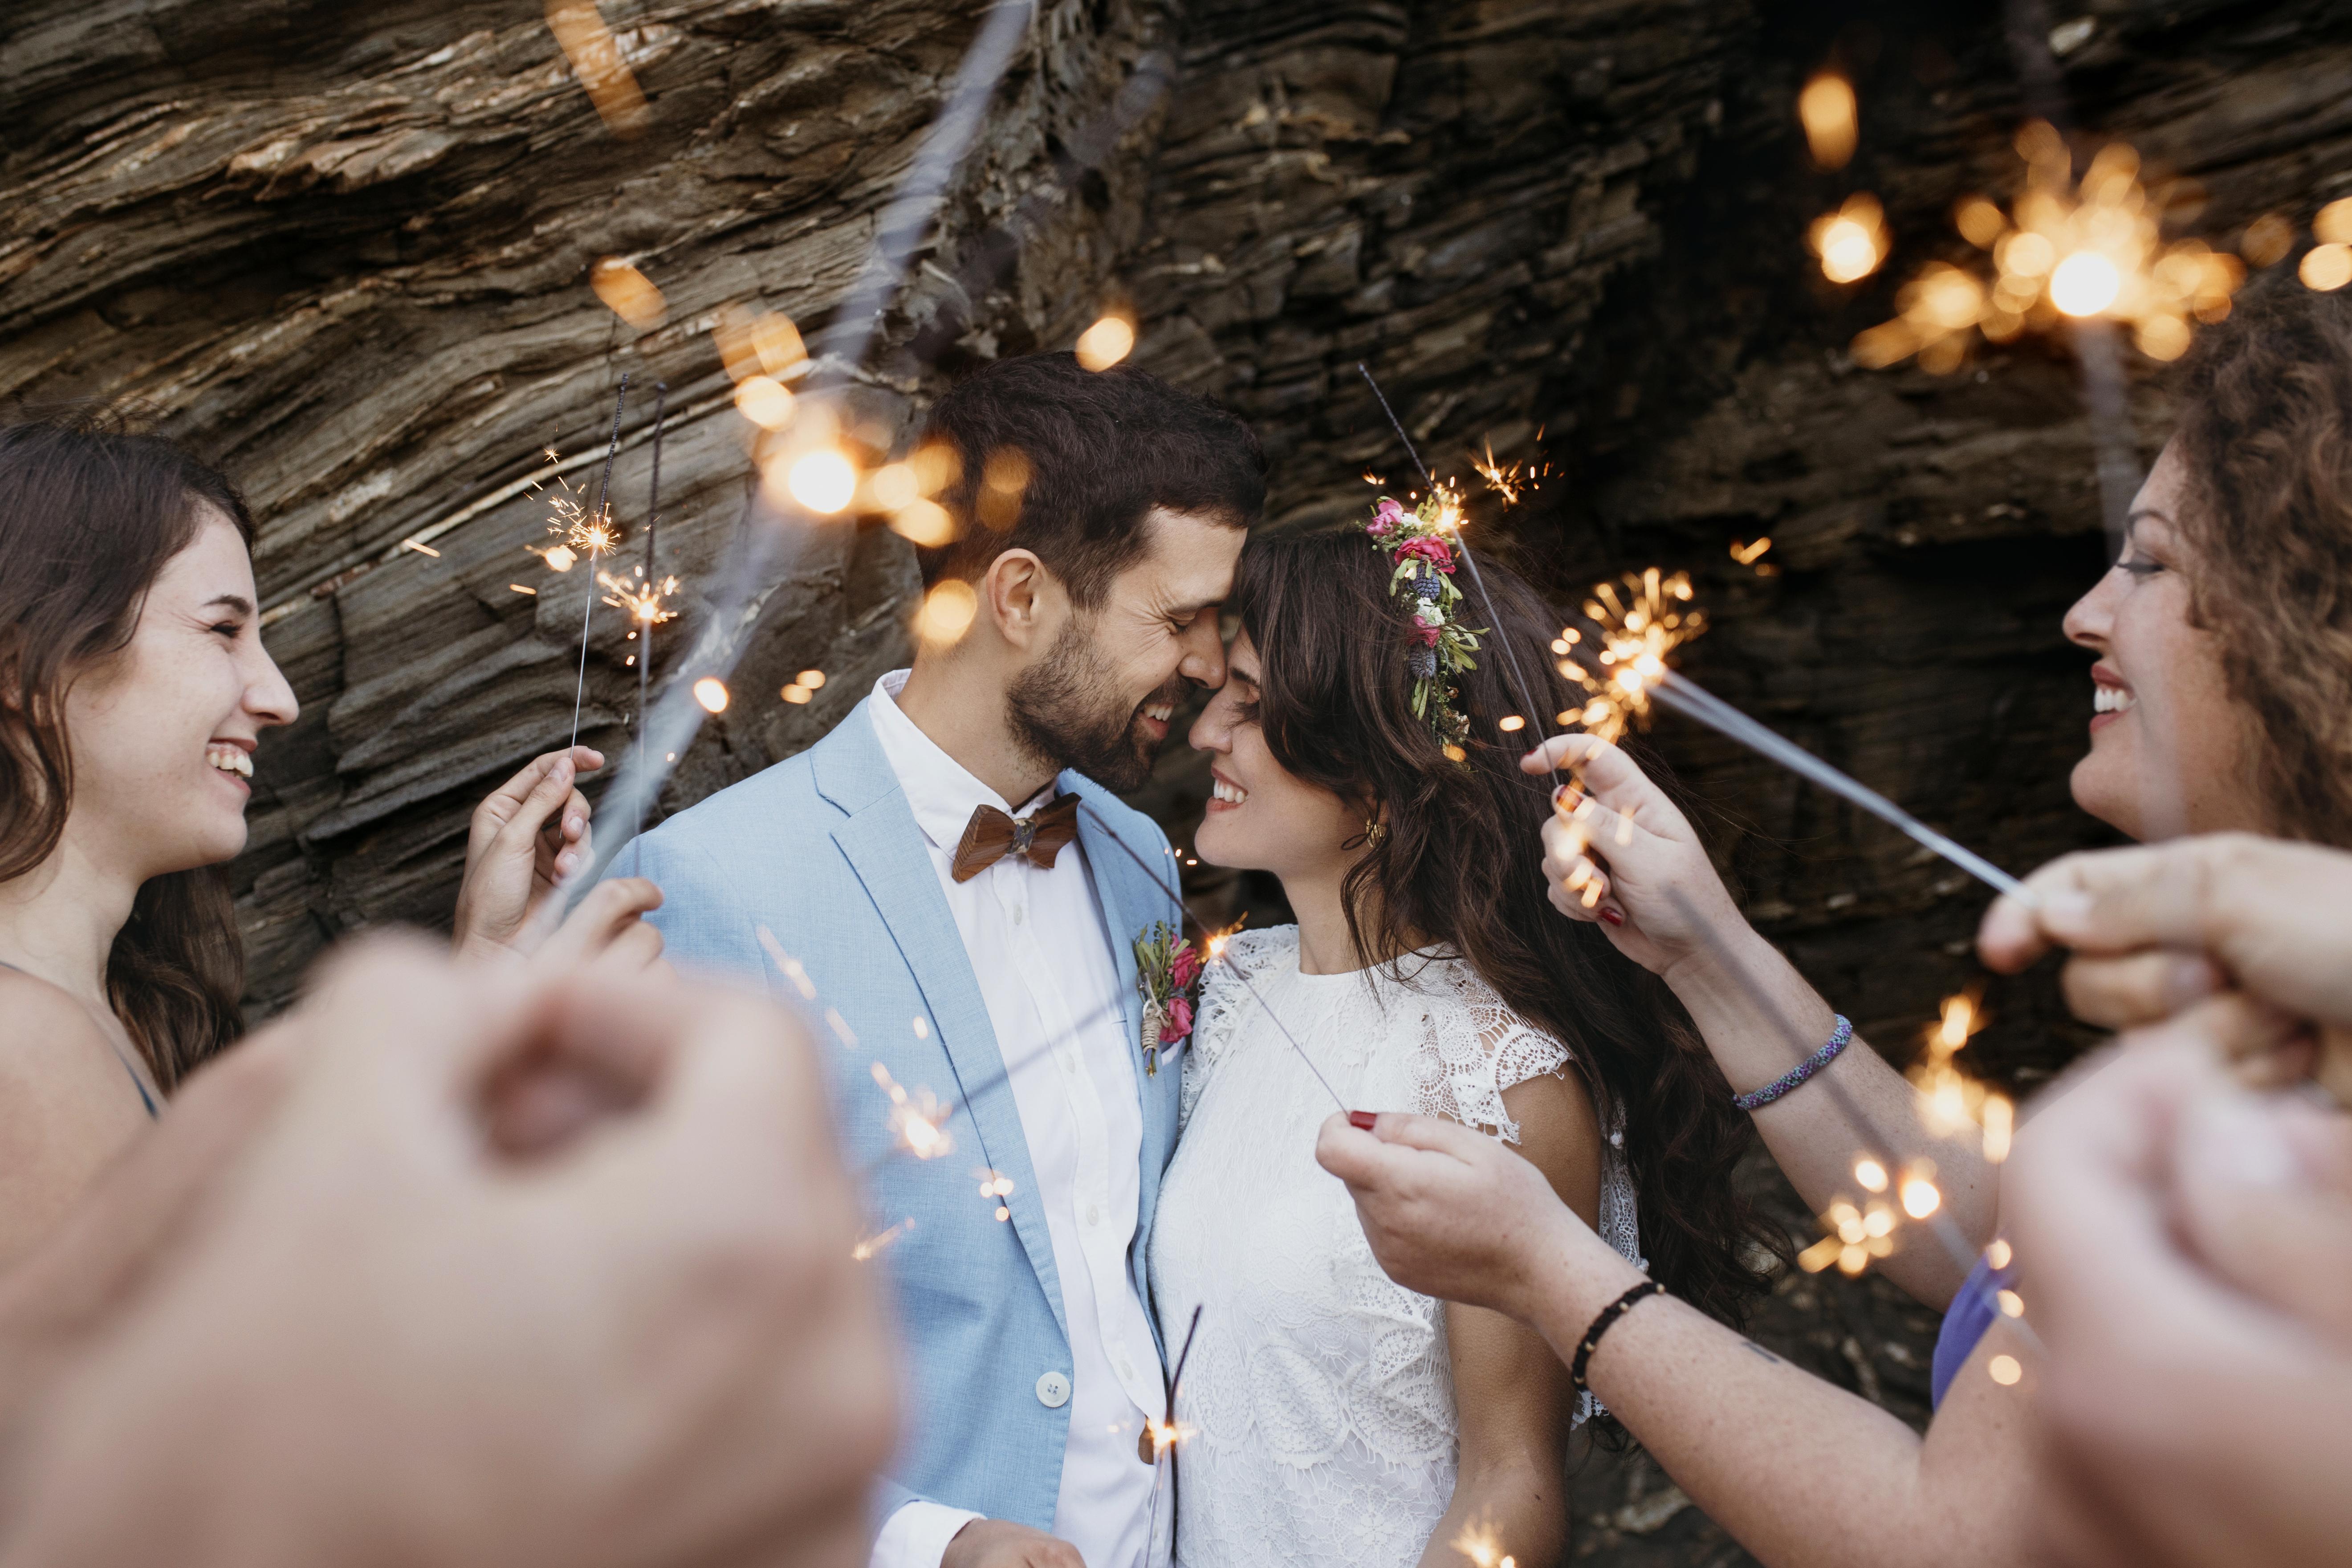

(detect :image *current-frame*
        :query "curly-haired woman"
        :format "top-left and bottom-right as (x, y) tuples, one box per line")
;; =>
(1316, 274), (2352, 1568)
(1148, 521), (1776, 1568)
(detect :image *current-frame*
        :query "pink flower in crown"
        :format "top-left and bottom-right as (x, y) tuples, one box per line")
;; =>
(1159, 996), (1194, 1045)
(1367, 497), (1407, 536)
(1412, 619), (1442, 648)
(1170, 942), (1202, 991)
(1393, 535), (1457, 573)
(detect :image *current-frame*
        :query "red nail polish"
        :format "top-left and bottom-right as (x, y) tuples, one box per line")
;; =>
(1599, 907), (1625, 927)
(1348, 1110), (1379, 1131)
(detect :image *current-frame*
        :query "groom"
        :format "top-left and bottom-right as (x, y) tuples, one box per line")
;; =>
(631, 352), (1265, 1568)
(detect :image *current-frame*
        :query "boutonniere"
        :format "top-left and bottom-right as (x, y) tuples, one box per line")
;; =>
(1132, 922), (1204, 1077)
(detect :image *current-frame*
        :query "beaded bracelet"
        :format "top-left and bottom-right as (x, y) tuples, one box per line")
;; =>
(1570, 1279), (1665, 1398)
(1731, 1014), (1853, 1112)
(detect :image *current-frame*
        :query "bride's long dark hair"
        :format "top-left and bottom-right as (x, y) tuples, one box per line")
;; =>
(1230, 528), (1778, 1328)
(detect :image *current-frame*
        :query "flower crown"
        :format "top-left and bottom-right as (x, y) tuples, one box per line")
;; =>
(1362, 491), (1482, 750)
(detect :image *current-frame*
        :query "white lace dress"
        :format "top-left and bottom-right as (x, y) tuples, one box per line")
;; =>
(1146, 927), (1644, 1568)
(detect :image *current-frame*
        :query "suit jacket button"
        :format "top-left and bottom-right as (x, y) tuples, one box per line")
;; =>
(1035, 1371), (1071, 1409)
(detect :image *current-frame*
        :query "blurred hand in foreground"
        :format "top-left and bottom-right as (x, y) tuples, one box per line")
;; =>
(2007, 1018), (2352, 1568)
(0, 939), (894, 1568)
(1980, 833), (2352, 1097)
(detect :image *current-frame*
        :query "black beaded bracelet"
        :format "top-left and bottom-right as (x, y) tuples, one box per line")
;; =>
(1569, 1280), (1665, 1397)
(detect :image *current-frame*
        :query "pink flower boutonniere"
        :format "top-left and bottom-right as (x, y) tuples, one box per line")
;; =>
(1134, 921), (1206, 1078)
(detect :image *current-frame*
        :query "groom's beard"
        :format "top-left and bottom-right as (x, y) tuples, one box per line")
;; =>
(1006, 617), (1180, 794)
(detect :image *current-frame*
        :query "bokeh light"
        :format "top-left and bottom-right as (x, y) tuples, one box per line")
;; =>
(1799, 72), (1858, 169)
(1074, 313), (1137, 371)
(786, 449), (858, 514)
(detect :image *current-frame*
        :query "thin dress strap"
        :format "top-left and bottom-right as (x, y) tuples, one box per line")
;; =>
(0, 958), (159, 1120)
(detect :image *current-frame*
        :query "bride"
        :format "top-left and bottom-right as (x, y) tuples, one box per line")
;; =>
(1148, 509), (1773, 1567)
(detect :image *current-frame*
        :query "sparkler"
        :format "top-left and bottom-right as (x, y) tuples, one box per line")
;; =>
(568, 375), (628, 751)
(871, 1062), (953, 1161)
(1356, 361), (2034, 904)
(629, 383), (668, 868)
(1554, 568), (1705, 746)
(1143, 1303), (1205, 1562)
(1452, 1520), (1517, 1568)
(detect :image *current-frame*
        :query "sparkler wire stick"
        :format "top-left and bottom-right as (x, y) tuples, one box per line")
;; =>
(570, 373), (629, 751)
(1148, 1302), (1205, 1557)
(1355, 364), (1567, 787)
(1074, 802), (1350, 1116)
(634, 382), (668, 874)
(1644, 671), (2034, 903)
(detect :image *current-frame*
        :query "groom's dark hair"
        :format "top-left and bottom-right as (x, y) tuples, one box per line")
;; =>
(912, 352), (1266, 607)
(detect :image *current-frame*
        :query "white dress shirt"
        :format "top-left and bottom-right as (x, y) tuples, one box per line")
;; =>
(867, 670), (1166, 1568)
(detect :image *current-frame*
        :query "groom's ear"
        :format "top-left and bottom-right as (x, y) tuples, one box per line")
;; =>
(981, 548), (1061, 653)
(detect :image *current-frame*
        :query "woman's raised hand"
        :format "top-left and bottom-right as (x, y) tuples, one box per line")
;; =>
(1518, 734), (1744, 977)
(453, 746), (602, 958)
(451, 747), (667, 975)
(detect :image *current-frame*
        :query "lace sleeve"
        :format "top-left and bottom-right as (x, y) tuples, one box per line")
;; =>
(1406, 961), (1572, 1146)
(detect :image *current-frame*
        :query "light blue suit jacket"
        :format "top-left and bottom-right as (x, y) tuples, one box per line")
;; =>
(626, 695), (1185, 1538)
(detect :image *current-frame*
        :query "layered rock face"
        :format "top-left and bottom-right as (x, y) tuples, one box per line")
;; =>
(8, 0), (2349, 1559)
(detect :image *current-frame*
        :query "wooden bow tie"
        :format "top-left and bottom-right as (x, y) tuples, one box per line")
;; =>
(950, 794), (1082, 883)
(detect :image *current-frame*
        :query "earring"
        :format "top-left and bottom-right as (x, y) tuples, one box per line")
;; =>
(1360, 818), (1388, 848)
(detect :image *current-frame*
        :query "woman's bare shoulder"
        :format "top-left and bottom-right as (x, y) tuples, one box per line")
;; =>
(0, 972), (154, 1264)
(1500, 1066), (1605, 1223)
(0, 971), (148, 1127)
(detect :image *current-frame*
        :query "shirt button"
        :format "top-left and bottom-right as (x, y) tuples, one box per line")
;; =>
(1036, 1371), (1072, 1409)
(1086, 1204), (1101, 1226)
(1011, 904), (1026, 925)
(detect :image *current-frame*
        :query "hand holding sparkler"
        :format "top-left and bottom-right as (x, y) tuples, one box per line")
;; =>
(1980, 834), (2352, 1104)
(1524, 733), (2003, 1305)
(1520, 732), (1742, 970)
(453, 746), (664, 972)
(1315, 1111), (1640, 1328)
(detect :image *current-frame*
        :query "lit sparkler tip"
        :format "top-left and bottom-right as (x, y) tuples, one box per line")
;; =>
(1452, 1522), (1510, 1568)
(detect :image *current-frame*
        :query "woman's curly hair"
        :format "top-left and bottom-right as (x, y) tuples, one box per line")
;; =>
(2170, 275), (2352, 844)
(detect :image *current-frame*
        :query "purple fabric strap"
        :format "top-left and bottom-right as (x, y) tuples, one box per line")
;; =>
(1732, 1014), (1853, 1112)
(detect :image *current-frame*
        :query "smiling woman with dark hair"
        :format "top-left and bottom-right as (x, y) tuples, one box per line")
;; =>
(0, 414), (666, 1267)
(0, 414), (299, 1263)
(1149, 518), (1774, 1568)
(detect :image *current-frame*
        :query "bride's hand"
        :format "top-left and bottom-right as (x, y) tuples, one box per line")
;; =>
(1518, 734), (1744, 977)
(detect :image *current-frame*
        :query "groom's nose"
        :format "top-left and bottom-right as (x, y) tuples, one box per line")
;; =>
(1175, 615), (1227, 690)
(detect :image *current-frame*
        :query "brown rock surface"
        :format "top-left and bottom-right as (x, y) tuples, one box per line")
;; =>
(8, 1), (2351, 1561)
